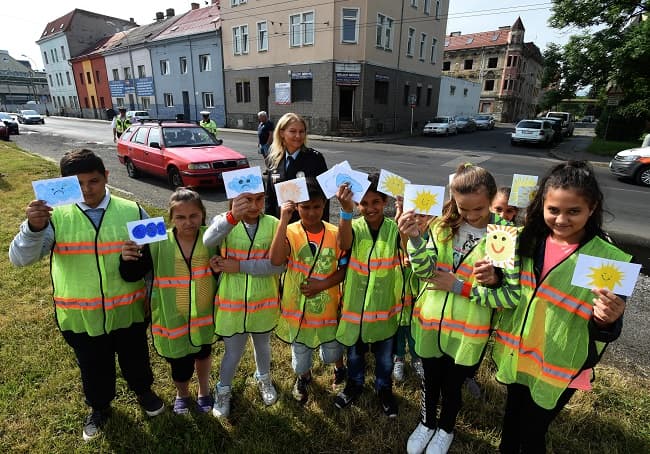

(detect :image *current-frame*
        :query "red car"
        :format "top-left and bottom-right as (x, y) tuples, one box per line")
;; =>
(117, 121), (249, 188)
(0, 122), (8, 141)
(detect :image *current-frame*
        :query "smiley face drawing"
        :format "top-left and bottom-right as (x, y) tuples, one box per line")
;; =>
(587, 262), (625, 291)
(485, 224), (518, 268)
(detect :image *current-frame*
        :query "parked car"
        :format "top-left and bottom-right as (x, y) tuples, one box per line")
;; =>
(126, 110), (150, 123)
(0, 121), (8, 141)
(455, 116), (477, 132)
(423, 116), (458, 136)
(545, 111), (574, 137)
(116, 121), (249, 188)
(609, 145), (650, 187)
(511, 120), (554, 146)
(473, 114), (495, 130)
(17, 109), (45, 125)
(580, 115), (595, 123)
(0, 112), (19, 134)
(544, 117), (563, 144)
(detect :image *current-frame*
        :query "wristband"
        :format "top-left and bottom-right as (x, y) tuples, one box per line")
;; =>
(226, 211), (238, 225)
(451, 278), (464, 295)
(339, 209), (353, 221)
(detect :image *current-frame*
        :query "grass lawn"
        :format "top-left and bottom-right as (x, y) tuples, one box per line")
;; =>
(587, 137), (642, 157)
(1, 142), (649, 453)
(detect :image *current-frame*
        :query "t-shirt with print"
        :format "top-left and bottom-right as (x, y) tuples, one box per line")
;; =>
(452, 222), (486, 268)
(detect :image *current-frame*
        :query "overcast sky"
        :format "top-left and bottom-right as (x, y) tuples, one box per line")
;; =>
(1, 0), (572, 70)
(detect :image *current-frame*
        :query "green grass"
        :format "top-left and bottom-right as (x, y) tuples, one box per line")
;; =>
(1, 142), (649, 453)
(587, 137), (642, 156)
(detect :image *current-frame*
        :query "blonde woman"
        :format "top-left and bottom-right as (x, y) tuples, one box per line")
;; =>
(264, 113), (329, 221)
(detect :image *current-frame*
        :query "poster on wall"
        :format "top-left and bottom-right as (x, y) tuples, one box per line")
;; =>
(275, 82), (291, 105)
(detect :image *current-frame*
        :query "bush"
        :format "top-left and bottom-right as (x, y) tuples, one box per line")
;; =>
(596, 109), (647, 141)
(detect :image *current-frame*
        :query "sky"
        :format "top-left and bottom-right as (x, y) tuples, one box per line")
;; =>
(2, 0), (574, 71)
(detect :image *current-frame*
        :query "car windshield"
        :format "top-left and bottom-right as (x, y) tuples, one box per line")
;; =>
(22, 110), (38, 115)
(518, 121), (541, 129)
(475, 115), (490, 120)
(457, 117), (469, 121)
(162, 127), (217, 147)
(547, 113), (568, 120)
(133, 111), (149, 116)
(0, 113), (11, 119)
(430, 117), (449, 123)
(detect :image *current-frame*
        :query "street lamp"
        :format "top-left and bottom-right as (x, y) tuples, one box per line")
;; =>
(106, 21), (139, 110)
(20, 54), (38, 103)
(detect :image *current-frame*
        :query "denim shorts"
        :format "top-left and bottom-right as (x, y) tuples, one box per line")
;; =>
(291, 340), (343, 375)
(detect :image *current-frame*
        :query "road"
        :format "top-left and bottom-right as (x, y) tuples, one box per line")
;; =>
(7, 116), (650, 373)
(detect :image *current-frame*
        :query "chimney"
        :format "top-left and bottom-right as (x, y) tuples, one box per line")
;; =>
(155, 12), (164, 21)
(191, 2), (199, 10)
(166, 8), (175, 18)
(129, 18), (135, 24)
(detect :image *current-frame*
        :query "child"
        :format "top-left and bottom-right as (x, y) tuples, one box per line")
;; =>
(203, 191), (284, 418)
(494, 161), (633, 453)
(490, 186), (519, 223)
(399, 163), (519, 454)
(269, 179), (347, 404)
(334, 173), (405, 418)
(120, 188), (217, 415)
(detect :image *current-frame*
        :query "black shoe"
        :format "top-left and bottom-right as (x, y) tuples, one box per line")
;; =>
(137, 391), (165, 417)
(332, 366), (347, 390)
(378, 387), (398, 418)
(292, 374), (311, 404)
(334, 382), (362, 409)
(82, 408), (110, 442)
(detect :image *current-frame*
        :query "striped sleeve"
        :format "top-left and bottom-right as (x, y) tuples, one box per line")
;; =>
(407, 234), (438, 278)
(469, 257), (521, 309)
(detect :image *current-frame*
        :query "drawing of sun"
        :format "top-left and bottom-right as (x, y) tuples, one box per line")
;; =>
(510, 175), (538, 205)
(279, 181), (302, 202)
(411, 190), (438, 213)
(381, 175), (406, 197)
(587, 262), (625, 291)
(486, 224), (518, 267)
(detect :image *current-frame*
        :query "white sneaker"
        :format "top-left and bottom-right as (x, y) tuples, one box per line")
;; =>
(406, 422), (436, 454)
(256, 373), (278, 406)
(412, 359), (425, 381)
(425, 428), (454, 454)
(212, 383), (231, 418)
(393, 357), (405, 382)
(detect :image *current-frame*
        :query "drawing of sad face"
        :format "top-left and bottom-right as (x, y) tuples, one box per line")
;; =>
(228, 174), (263, 193)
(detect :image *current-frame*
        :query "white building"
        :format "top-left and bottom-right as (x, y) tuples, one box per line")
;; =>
(437, 76), (480, 117)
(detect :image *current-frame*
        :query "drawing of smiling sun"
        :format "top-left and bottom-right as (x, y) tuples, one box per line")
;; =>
(486, 224), (518, 268)
(380, 174), (407, 197)
(587, 262), (624, 291)
(278, 181), (302, 202)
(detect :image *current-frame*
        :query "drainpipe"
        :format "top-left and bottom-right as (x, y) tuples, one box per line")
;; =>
(393, 0), (406, 132)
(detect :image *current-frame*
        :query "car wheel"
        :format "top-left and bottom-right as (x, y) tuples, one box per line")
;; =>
(41, 119), (45, 124)
(635, 165), (650, 187)
(168, 167), (183, 188)
(125, 159), (139, 178)
(511, 139), (517, 146)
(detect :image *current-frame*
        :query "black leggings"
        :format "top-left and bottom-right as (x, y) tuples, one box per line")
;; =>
(164, 344), (212, 383)
(499, 383), (576, 454)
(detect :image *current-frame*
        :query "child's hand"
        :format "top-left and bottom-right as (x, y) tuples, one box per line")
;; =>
(280, 201), (296, 222)
(230, 194), (251, 221)
(25, 200), (52, 232)
(336, 184), (354, 213)
(394, 196), (404, 222)
(425, 271), (456, 292)
(121, 240), (142, 261)
(210, 256), (240, 273)
(474, 258), (498, 286)
(397, 209), (420, 238)
(300, 278), (325, 297)
(592, 288), (625, 326)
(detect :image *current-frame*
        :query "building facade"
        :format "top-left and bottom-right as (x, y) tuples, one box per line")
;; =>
(0, 51), (50, 113)
(437, 76), (480, 117)
(221, 0), (449, 135)
(441, 17), (543, 122)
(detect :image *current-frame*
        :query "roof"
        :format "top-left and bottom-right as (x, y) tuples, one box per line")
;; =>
(38, 9), (135, 42)
(153, 4), (221, 41)
(444, 17), (526, 52)
(0, 51), (40, 74)
(107, 14), (186, 50)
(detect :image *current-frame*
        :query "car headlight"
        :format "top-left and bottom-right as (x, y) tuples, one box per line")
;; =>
(187, 162), (211, 170)
(237, 159), (248, 166)
(617, 154), (639, 162)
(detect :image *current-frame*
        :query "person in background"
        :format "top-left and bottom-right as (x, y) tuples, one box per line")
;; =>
(257, 111), (274, 159)
(119, 188), (217, 415)
(490, 187), (520, 224)
(264, 113), (329, 222)
(199, 111), (218, 137)
(9, 149), (164, 442)
(112, 107), (130, 142)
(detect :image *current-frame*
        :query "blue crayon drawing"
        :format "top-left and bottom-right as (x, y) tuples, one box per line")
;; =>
(132, 224), (147, 239)
(335, 173), (363, 194)
(157, 221), (167, 235)
(32, 176), (84, 207)
(127, 217), (168, 245)
(228, 174), (263, 193)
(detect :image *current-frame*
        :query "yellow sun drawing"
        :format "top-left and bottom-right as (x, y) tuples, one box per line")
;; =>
(278, 181), (302, 202)
(486, 224), (518, 268)
(411, 190), (438, 213)
(587, 263), (625, 291)
(381, 175), (407, 197)
(511, 175), (538, 205)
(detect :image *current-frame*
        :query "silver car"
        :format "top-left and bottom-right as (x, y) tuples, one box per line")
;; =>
(423, 116), (458, 136)
(473, 115), (495, 130)
(609, 146), (650, 186)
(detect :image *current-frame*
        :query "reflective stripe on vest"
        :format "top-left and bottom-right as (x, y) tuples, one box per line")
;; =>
(51, 196), (146, 335)
(493, 235), (632, 409)
(336, 217), (404, 346)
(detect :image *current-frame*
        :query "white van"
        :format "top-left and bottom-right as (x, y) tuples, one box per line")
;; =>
(545, 112), (574, 137)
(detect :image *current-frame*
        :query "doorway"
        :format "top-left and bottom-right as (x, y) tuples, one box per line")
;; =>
(339, 87), (354, 122)
(182, 91), (190, 121)
(258, 77), (269, 114)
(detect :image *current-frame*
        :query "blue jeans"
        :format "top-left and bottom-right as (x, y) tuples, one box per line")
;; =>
(292, 341), (343, 376)
(346, 337), (393, 391)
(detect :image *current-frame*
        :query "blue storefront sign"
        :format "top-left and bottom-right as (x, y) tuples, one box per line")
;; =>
(335, 72), (360, 86)
(109, 77), (155, 97)
(135, 77), (154, 96)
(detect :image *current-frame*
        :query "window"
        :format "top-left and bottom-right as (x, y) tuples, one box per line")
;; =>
(48, 74), (53, 86)
(54, 48), (58, 62)
(430, 38), (437, 63)
(233, 25), (249, 54)
(43, 52), (49, 65)
(426, 87), (432, 106)
(403, 85), (410, 105)
(112, 68), (120, 80)
(160, 59), (170, 75)
(230, 0), (246, 5)
(69, 96), (75, 108)
(78, 72), (84, 85)
(410, 0), (418, 7)
(124, 67), (131, 80)
(424, 0), (431, 14)
(374, 80), (389, 104)
(484, 79), (495, 91)
(416, 86), (422, 106)
(95, 70), (100, 84)
(66, 72), (71, 85)
(463, 59), (473, 70)
(141, 97), (151, 109)
(419, 33), (427, 61)
(137, 65), (146, 78)
(50, 50), (55, 63)
(488, 57), (498, 68)
(442, 61), (450, 71)
(376, 13), (394, 50)
(257, 21), (268, 51)
(435, 0), (441, 19)
(341, 8), (359, 44)
(133, 128), (148, 145)
(60, 46), (65, 59)
(463, 88), (468, 97)
(199, 54), (212, 72)
(235, 81), (251, 103)
(116, 98), (125, 107)
(291, 79), (312, 102)
(148, 127), (160, 146)
(290, 12), (314, 47)
(406, 28), (416, 56)
(203, 92), (214, 108)
(164, 93), (174, 107)
(84, 97), (89, 108)
(179, 57), (188, 74)
(450, 85), (456, 96)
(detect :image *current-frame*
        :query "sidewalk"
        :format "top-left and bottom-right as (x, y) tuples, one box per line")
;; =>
(547, 127), (611, 166)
